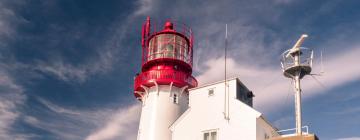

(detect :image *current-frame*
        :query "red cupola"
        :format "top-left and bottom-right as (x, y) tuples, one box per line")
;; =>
(133, 17), (198, 100)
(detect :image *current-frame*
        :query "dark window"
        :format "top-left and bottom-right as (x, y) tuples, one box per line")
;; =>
(173, 94), (178, 104)
(208, 89), (214, 96)
(204, 131), (217, 140)
(236, 81), (253, 106)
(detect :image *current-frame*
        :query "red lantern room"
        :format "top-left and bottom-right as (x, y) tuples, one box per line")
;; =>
(133, 17), (198, 100)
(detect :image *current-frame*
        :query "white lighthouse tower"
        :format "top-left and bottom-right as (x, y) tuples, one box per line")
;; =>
(133, 17), (197, 140)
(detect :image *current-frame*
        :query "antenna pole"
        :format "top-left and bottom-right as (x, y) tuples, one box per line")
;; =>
(224, 24), (229, 120)
(294, 53), (302, 135)
(282, 34), (312, 136)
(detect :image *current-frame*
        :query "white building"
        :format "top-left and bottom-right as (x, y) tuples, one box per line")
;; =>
(169, 78), (280, 140)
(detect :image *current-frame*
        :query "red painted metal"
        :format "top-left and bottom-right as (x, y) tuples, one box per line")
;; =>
(134, 17), (197, 99)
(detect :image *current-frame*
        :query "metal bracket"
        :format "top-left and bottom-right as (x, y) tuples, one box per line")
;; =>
(179, 85), (188, 97)
(153, 81), (159, 96)
(140, 85), (149, 105)
(169, 82), (174, 97)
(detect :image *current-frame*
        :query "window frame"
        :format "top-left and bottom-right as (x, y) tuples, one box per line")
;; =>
(202, 129), (218, 140)
(208, 88), (215, 97)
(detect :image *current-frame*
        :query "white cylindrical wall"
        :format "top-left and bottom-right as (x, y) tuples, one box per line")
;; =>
(137, 85), (188, 140)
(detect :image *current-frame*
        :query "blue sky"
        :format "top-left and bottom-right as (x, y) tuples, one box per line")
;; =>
(0, 0), (359, 140)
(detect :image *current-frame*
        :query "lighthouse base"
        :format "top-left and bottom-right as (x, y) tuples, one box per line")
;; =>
(137, 85), (189, 140)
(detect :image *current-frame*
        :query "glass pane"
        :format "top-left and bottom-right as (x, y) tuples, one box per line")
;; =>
(211, 132), (217, 140)
(204, 133), (209, 140)
(147, 34), (189, 62)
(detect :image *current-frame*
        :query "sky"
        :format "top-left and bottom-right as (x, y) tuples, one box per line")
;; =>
(0, 0), (360, 140)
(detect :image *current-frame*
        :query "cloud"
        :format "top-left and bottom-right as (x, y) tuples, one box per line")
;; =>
(23, 97), (140, 140)
(327, 106), (360, 116)
(34, 50), (114, 83)
(0, 1), (26, 46)
(0, 69), (26, 139)
(337, 137), (360, 140)
(85, 104), (141, 140)
(0, 1), (29, 139)
(134, 0), (154, 16)
(273, 116), (293, 129)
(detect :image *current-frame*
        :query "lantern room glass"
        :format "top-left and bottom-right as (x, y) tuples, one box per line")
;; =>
(148, 34), (189, 63)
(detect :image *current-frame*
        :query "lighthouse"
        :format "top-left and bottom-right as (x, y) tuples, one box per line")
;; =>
(133, 18), (318, 140)
(133, 17), (197, 140)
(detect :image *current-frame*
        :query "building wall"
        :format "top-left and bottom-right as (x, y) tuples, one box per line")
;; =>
(256, 117), (279, 140)
(171, 79), (271, 140)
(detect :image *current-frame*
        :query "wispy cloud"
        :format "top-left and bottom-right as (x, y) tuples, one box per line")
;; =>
(273, 116), (293, 129)
(0, 69), (26, 139)
(34, 48), (115, 83)
(327, 106), (360, 116)
(85, 104), (141, 140)
(134, 0), (154, 16)
(23, 97), (139, 140)
(0, 0), (27, 47)
(337, 137), (360, 140)
(0, 1), (28, 139)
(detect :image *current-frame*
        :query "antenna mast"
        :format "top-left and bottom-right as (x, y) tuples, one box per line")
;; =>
(281, 34), (313, 136)
(224, 24), (230, 120)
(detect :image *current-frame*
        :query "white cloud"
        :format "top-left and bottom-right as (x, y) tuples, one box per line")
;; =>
(33, 43), (116, 83)
(0, 70), (26, 139)
(0, 1), (26, 46)
(33, 98), (112, 138)
(85, 104), (141, 140)
(25, 97), (141, 140)
(134, 0), (154, 16)
(0, 2), (16, 43)
(337, 137), (360, 140)
(272, 116), (293, 129)
(0, 1), (31, 139)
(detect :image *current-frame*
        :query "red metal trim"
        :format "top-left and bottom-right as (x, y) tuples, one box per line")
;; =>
(134, 69), (198, 98)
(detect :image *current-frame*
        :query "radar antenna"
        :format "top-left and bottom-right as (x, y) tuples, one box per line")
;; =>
(281, 34), (314, 136)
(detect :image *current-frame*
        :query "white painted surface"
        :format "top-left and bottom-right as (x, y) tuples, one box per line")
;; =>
(170, 78), (279, 140)
(137, 85), (188, 140)
(257, 117), (280, 140)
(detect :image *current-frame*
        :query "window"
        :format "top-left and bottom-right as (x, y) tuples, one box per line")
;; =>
(203, 131), (217, 140)
(208, 88), (214, 96)
(173, 94), (178, 104)
(147, 34), (189, 63)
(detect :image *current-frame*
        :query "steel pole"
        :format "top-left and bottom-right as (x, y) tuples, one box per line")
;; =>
(294, 54), (302, 135)
(294, 75), (302, 135)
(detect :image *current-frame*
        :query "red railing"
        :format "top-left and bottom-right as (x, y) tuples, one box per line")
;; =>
(134, 69), (197, 94)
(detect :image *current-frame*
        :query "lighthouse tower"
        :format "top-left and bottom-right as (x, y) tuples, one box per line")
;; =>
(133, 17), (197, 140)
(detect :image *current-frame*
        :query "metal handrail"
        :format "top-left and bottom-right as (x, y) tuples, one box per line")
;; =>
(281, 47), (313, 69)
(277, 125), (309, 135)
